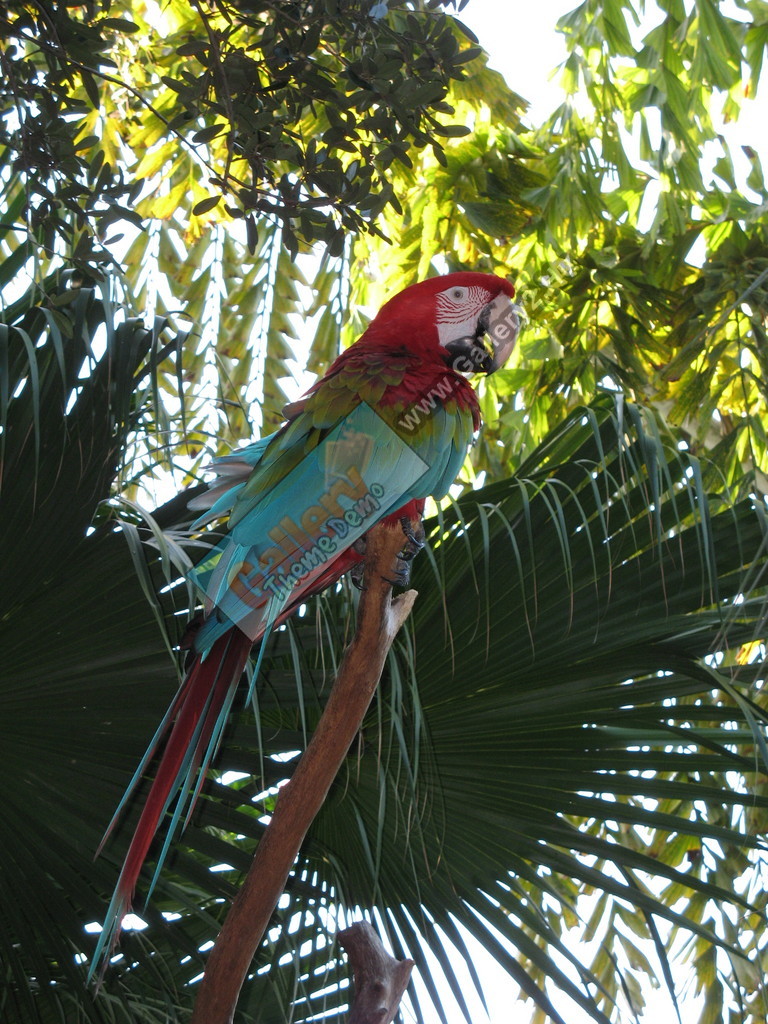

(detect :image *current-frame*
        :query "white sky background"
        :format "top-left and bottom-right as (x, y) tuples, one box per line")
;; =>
(461, 0), (570, 123)
(399, 1), (767, 1023)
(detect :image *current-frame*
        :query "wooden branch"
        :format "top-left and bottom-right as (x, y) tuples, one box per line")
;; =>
(339, 921), (415, 1024)
(189, 521), (418, 1024)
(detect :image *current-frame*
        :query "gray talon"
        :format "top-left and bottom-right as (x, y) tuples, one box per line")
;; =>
(398, 516), (425, 564)
(350, 561), (366, 590)
(382, 553), (415, 588)
(352, 518), (425, 590)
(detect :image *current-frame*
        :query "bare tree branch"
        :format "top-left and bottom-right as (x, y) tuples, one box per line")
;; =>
(339, 921), (415, 1024)
(189, 519), (419, 1024)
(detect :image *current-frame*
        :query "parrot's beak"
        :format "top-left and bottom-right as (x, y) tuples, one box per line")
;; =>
(481, 293), (522, 373)
(444, 294), (522, 374)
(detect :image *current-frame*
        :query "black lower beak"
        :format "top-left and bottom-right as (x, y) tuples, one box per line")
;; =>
(443, 336), (495, 374)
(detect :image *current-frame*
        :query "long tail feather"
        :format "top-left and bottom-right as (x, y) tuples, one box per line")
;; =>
(89, 628), (252, 979)
(90, 514), (415, 979)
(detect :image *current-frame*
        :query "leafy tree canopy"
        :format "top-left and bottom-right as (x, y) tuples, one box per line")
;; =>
(2, 0), (767, 479)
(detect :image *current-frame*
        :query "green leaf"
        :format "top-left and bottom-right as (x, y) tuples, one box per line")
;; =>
(192, 124), (226, 145)
(100, 17), (141, 33)
(430, 122), (471, 137)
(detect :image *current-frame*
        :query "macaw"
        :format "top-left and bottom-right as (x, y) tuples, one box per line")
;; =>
(92, 271), (519, 973)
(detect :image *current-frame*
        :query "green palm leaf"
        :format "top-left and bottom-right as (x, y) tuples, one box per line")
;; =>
(0, 274), (207, 1022)
(137, 397), (768, 1021)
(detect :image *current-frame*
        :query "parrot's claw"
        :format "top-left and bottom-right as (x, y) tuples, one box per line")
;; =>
(399, 515), (425, 561)
(350, 561), (366, 591)
(351, 517), (425, 589)
(348, 536), (368, 589)
(380, 558), (411, 588)
(381, 518), (426, 587)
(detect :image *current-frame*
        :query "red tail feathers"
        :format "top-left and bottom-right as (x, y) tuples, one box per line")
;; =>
(91, 503), (425, 979)
(90, 629), (252, 978)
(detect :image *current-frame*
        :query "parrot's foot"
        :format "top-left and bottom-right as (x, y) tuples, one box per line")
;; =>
(349, 536), (368, 590)
(380, 517), (426, 588)
(350, 560), (366, 591)
(399, 515), (425, 561)
(381, 557), (414, 589)
(350, 517), (426, 590)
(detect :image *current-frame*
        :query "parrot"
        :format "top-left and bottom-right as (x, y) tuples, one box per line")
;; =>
(91, 270), (520, 975)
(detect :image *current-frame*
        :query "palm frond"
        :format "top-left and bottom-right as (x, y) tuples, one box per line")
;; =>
(136, 395), (768, 1023)
(0, 275), (204, 1023)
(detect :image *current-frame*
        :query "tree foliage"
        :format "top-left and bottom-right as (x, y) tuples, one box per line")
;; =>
(1, 0), (488, 260)
(2, 1), (768, 1023)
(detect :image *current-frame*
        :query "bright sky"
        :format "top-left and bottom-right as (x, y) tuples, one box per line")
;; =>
(463, 0), (767, 186)
(461, 0), (570, 123)
(401, 1), (764, 1022)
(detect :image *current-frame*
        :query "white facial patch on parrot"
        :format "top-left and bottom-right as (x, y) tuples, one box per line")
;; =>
(435, 285), (493, 346)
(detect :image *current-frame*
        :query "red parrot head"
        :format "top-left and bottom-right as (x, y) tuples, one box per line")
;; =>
(365, 271), (520, 374)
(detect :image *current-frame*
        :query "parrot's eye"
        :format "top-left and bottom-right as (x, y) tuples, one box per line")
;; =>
(436, 283), (490, 327)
